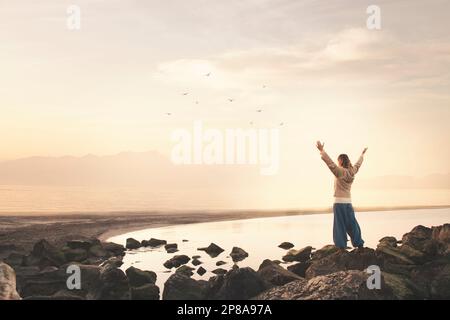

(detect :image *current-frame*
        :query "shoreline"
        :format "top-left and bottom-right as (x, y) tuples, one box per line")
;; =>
(99, 204), (450, 241)
(0, 205), (448, 258)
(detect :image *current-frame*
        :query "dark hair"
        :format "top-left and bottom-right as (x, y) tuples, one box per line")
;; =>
(338, 154), (352, 169)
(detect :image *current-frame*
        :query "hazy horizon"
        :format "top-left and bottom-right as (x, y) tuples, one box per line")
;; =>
(1, 1), (449, 212)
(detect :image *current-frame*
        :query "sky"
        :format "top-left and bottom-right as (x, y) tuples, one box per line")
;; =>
(1, 0), (449, 181)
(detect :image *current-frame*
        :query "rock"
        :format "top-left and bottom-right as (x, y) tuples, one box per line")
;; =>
(143, 238), (167, 248)
(166, 248), (179, 254)
(99, 256), (123, 270)
(176, 265), (195, 277)
(25, 239), (66, 268)
(163, 273), (205, 300)
(92, 266), (129, 300)
(163, 255), (191, 269)
(400, 225), (438, 261)
(197, 267), (207, 276)
(410, 257), (450, 299)
(216, 261), (226, 266)
(165, 243), (178, 250)
(287, 261), (312, 278)
(257, 259), (303, 286)
(192, 255), (201, 259)
(432, 224), (450, 243)
(192, 258), (202, 266)
(278, 242), (295, 250)
(311, 245), (340, 260)
(382, 272), (423, 300)
(130, 284), (160, 300)
(126, 238), (141, 250)
(305, 248), (379, 279)
(198, 243), (225, 258)
(88, 245), (110, 258)
(378, 236), (399, 248)
(66, 239), (99, 250)
(126, 266), (157, 287)
(212, 268), (227, 275)
(432, 224), (450, 256)
(282, 246), (312, 263)
(209, 267), (271, 300)
(0, 262), (21, 300)
(63, 248), (88, 262)
(376, 243), (415, 265)
(19, 267), (67, 298)
(4, 252), (25, 267)
(256, 270), (394, 300)
(183, 239), (189, 242)
(230, 247), (249, 262)
(101, 242), (125, 256)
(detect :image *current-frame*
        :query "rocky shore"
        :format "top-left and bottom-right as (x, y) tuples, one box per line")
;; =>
(0, 223), (449, 300)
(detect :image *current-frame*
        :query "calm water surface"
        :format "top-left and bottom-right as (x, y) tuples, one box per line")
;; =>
(109, 208), (450, 292)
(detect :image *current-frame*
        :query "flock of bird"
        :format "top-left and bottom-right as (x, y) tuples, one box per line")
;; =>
(165, 72), (285, 127)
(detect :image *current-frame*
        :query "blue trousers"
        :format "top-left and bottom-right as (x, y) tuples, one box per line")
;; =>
(333, 203), (364, 248)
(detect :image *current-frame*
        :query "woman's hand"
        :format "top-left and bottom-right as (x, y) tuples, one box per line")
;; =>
(362, 147), (368, 155)
(316, 141), (325, 152)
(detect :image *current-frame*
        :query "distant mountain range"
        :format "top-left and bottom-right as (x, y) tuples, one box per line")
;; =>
(0, 152), (448, 189)
(0, 151), (263, 188)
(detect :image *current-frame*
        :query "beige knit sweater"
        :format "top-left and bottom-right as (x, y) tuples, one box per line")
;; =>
(320, 151), (364, 198)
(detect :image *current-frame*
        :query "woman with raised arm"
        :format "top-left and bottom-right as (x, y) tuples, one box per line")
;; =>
(316, 141), (368, 249)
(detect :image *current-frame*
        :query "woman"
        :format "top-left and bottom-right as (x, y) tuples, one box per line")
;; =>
(316, 141), (368, 249)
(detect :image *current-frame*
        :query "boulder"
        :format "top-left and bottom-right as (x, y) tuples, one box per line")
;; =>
(216, 261), (227, 266)
(305, 248), (379, 279)
(88, 245), (110, 258)
(126, 266), (157, 287)
(256, 270), (394, 300)
(91, 266), (129, 300)
(126, 238), (141, 250)
(63, 248), (88, 262)
(282, 246), (312, 263)
(192, 258), (202, 266)
(311, 245), (340, 260)
(197, 267), (207, 276)
(99, 256), (123, 270)
(209, 267), (271, 300)
(287, 262), (311, 278)
(378, 236), (399, 248)
(0, 262), (21, 300)
(278, 242), (295, 250)
(212, 268), (227, 276)
(163, 273), (205, 300)
(143, 238), (167, 248)
(257, 259), (303, 286)
(4, 252), (25, 267)
(198, 243), (225, 258)
(176, 265), (195, 277)
(163, 255), (190, 269)
(130, 283), (160, 300)
(230, 247), (249, 262)
(25, 239), (66, 268)
(101, 242), (125, 256)
(410, 257), (450, 299)
(66, 239), (99, 251)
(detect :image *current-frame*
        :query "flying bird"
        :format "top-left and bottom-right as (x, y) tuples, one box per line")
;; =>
(228, 99), (234, 102)
(279, 122), (284, 126)
(182, 92), (189, 96)
(256, 109), (262, 113)
(166, 113), (172, 116)
(205, 72), (211, 77)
